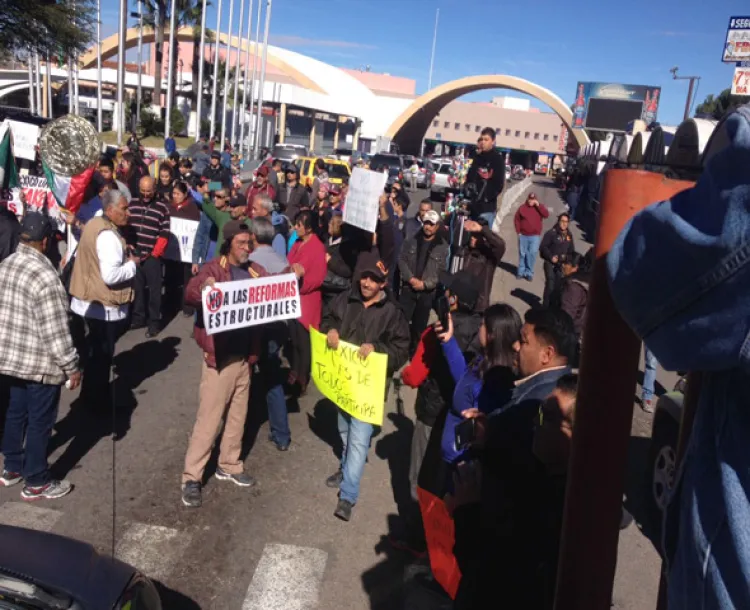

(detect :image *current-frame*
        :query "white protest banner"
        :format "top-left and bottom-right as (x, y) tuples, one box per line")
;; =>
(201, 272), (300, 335)
(7, 121), (40, 161)
(343, 167), (387, 233)
(164, 217), (200, 263)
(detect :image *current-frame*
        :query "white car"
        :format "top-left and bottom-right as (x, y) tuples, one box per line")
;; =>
(430, 163), (456, 200)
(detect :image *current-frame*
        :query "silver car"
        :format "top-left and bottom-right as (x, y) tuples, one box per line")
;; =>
(429, 162), (456, 199)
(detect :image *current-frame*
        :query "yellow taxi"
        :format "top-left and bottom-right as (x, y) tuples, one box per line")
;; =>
(295, 156), (351, 188)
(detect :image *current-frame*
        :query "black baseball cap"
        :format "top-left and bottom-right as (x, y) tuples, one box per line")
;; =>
(20, 212), (53, 242)
(439, 270), (479, 312)
(356, 251), (388, 282)
(210, 151), (221, 160)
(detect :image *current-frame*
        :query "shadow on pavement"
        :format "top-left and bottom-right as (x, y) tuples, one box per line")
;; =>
(498, 261), (519, 277)
(49, 337), (181, 478)
(623, 434), (660, 550)
(510, 287), (542, 309)
(375, 413), (414, 519)
(153, 580), (202, 610)
(307, 398), (344, 460)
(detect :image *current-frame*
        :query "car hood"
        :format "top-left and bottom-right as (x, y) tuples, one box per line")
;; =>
(0, 525), (135, 609)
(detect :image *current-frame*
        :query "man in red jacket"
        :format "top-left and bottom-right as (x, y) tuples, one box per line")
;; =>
(180, 220), (261, 508)
(513, 192), (549, 281)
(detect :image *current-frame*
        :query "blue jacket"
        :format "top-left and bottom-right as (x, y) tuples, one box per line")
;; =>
(440, 337), (515, 464)
(192, 211), (217, 265)
(607, 106), (750, 609)
(164, 137), (176, 155)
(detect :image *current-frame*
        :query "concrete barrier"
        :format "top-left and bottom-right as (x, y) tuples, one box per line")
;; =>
(492, 176), (533, 232)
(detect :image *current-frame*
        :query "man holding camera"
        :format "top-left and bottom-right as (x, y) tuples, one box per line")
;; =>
(464, 127), (506, 226)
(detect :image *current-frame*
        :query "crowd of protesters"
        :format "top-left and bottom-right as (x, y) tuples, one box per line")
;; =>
(3, 110), (739, 610)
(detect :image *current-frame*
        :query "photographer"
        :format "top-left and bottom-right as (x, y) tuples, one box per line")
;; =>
(540, 213), (575, 308)
(464, 127), (506, 225)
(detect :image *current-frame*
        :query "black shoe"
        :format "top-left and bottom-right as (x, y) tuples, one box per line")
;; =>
(267, 434), (290, 451)
(181, 481), (202, 508)
(334, 499), (353, 521)
(145, 326), (161, 338)
(325, 469), (343, 488)
(130, 321), (146, 331)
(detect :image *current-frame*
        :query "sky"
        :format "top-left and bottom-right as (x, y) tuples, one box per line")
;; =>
(101, 0), (745, 127)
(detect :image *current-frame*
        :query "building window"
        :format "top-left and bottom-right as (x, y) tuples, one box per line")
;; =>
(464, 124), (470, 132)
(432, 120), (439, 127)
(514, 130), (520, 137)
(534, 133), (540, 140)
(444, 121), (449, 129)
(524, 131), (530, 139)
(553, 135), (558, 142)
(495, 127), (501, 135)
(543, 134), (549, 141)
(475, 126), (481, 133)
(454, 122), (460, 130)
(505, 129), (511, 136)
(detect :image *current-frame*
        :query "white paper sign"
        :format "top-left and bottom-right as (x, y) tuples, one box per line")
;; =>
(343, 167), (387, 233)
(164, 217), (200, 263)
(7, 121), (40, 161)
(201, 272), (301, 335)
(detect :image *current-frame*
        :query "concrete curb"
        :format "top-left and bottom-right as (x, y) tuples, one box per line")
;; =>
(492, 176), (533, 232)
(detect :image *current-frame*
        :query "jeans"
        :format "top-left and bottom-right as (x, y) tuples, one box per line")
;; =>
(1, 376), (61, 486)
(641, 347), (658, 402)
(566, 189), (580, 220)
(132, 256), (163, 330)
(78, 316), (128, 409)
(337, 410), (374, 504)
(517, 234), (541, 279)
(479, 211), (496, 229)
(261, 336), (290, 446)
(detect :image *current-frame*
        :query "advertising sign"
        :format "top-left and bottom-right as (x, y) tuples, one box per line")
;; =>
(732, 66), (750, 95)
(723, 17), (750, 63)
(571, 82), (661, 132)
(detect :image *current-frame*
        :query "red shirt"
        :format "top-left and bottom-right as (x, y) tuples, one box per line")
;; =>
(514, 202), (550, 236)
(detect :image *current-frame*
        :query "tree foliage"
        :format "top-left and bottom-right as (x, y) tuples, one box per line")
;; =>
(0, 0), (96, 57)
(695, 88), (750, 120)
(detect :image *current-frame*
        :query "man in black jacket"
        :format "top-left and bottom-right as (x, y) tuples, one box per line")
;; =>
(460, 217), (506, 312)
(275, 165), (309, 220)
(540, 213), (575, 307)
(464, 127), (506, 225)
(321, 252), (409, 522)
(202, 151), (231, 188)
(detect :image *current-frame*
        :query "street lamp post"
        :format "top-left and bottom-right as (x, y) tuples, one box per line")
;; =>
(96, 0), (103, 131)
(220, 0), (235, 147)
(209, 0), (223, 140)
(253, 0), (272, 158)
(670, 66), (701, 122)
(116, 0), (127, 145)
(248, 0), (261, 155)
(231, 0), (246, 148)
(27, 51), (36, 114)
(136, 0), (144, 127)
(195, 0), (208, 141)
(164, 0), (177, 140)
(239, 0), (254, 157)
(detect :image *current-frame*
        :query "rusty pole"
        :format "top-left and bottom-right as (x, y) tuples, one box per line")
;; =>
(554, 169), (694, 610)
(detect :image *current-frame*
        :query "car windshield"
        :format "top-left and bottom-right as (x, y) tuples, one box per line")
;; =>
(437, 164), (452, 174)
(325, 163), (350, 179)
(370, 154), (401, 171)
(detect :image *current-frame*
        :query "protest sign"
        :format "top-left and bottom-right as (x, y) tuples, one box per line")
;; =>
(201, 272), (300, 335)
(309, 327), (388, 426)
(10, 174), (65, 231)
(164, 217), (200, 263)
(342, 167), (387, 233)
(7, 121), (40, 161)
(417, 487), (461, 599)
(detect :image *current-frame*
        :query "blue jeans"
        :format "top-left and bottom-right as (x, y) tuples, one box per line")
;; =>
(261, 337), (290, 446)
(642, 347), (658, 402)
(566, 190), (580, 220)
(518, 234), (541, 279)
(479, 211), (496, 229)
(1, 376), (61, 486)
(337, 410), (374, 504)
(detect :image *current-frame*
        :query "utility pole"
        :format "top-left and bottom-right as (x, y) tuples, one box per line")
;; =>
(231, 0), (246, 147)
(239, 0), (254, 156)
(136, 0), (144, 127)
(249, 0), (261, 154)
(34, 52), (42, 116)
(96, 0), (103, 131)
(117, 0), (127, 145)
(253, 0), (271, 157)
(27, 51), (36, 114)
(670, 66), (701, 121)
(220, 0), (235, 147)
(209, 0), (223, 140)
(195, 0), (208, 141)
(427, 8), (439, 91)
(164, 0), (177, 139)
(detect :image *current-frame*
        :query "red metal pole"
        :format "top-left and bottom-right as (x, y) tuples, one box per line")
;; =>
(554, 169), (694, 610)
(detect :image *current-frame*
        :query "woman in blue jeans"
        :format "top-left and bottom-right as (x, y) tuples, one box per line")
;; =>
(641, 347), (658, 413)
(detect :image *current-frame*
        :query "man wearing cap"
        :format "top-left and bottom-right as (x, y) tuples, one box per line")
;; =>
(398, 208), (449, 352)
(0, 212), (81, 501)
(275, 165), (309, 221)
(180, 220), (261, 508)
(245, 165), (276, 208)
(513, 192), (549, 281)
(70, 189), (138, 409)
(203, 150), (231, 188)
(321, 251), (409, 521)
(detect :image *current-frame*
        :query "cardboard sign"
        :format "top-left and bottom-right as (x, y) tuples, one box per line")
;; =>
(201, 272), (300, 335)
(164, 217), (200, 263)
(310, 327), (388, 426)
(342, 167), (387, 233)
(7, 121), (40, 161)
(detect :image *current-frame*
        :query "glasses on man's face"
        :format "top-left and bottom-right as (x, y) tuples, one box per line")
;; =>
(215, 194), (227, 199)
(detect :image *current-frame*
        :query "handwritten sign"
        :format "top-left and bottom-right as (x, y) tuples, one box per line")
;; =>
(310, 327), (388, 426)
(164, 217), (199, 263)
(201, 272), (300, 335)
(342, 167), (387, 233)
(10, 174), (65, 231)
(7, 121), (40, 161)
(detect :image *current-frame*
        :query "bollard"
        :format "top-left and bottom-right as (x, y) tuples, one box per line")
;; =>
(554, 169), (694, 610)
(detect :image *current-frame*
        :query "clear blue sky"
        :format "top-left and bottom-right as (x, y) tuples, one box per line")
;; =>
(102, 0), (745, 126)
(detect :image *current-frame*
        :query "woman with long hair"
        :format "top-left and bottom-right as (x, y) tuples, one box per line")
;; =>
(118, 152), (142, 200)
(156, 164), (175, 204)
(164, 181), (201, 317)
(436, 302), (521, 465)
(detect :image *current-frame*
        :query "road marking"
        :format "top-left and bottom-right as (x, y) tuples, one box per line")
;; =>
(0, 502), (63, 532)
(115, 523), (191, 581)
(242, 543), (328, 610)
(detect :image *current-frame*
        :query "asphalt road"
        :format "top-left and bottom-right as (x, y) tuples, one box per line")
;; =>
(0, 178), (668, 609)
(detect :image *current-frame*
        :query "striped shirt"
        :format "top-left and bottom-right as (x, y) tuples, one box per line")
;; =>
(127, 197), (171, 255)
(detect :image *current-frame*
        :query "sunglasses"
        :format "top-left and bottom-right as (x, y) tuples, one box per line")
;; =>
(215, 194), (227, 199)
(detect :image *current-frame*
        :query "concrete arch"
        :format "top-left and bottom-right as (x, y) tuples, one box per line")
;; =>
(385, 75), (589, 155)
(79, 27), (325, 94)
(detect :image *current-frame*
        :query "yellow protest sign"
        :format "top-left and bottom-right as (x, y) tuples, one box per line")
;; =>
(310, 327), (389, 426)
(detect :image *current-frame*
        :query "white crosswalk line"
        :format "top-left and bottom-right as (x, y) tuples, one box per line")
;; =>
(0, 502), (63, 532)
(242, 543), (328, 610)
(115, 523), (191, 582)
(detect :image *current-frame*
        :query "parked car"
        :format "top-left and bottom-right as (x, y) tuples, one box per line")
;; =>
(333, 148), (354, 163)
(272, 143), (309, 164)
(430, 162), (457, 200)
(295, 156), (351, 189)
(0, 525), (162, 609)
(370, 153), (404, 174)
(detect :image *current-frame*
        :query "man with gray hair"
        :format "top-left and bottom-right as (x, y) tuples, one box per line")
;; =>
(70, 189), (138, 409)
(250, 192), (289, 257)
(248, 217), (293, 451)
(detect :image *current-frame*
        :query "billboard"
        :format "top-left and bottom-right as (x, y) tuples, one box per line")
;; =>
(732, 67), (750, 95)
(723, 17), (750, 63)
(571, 82), (661, 132)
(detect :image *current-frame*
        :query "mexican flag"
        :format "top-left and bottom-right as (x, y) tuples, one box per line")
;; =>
(42, 160), (96, 214)
(0, 121), (19, 190)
